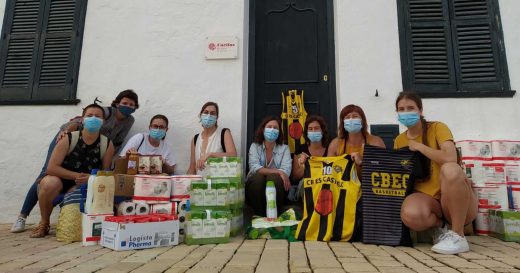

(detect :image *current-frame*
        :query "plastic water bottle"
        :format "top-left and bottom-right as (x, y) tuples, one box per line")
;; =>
(84, 169), (98, 214)
(266, 181), (277, 221)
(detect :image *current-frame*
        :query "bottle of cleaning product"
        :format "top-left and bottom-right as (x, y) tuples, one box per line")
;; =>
(266, 181), (277, 221)
(85, 169), (98, 214)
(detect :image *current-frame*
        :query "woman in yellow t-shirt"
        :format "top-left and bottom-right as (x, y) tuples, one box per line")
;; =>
(327, 104), (385, 163)
(394, 92), (477, 255)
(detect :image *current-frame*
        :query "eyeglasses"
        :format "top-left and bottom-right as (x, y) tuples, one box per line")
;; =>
(150, 125), (167, 130)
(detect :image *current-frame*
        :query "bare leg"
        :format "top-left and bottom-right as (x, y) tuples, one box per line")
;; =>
(37, 176), (63, 225)
(440, 163), (477, 235)
(401, 192), (443, 231)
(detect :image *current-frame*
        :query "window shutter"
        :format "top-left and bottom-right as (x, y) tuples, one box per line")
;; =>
(32, 0), (84, 100)
(0, 0), (45, 100)
(403, 0), (457, 93)
(450, 0), (506, 91)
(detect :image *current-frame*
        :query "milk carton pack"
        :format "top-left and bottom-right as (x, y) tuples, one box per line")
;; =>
(186, 209), (230, 245)
(101, 214), (179, 251)
(489, 209), (520, 242)
(190, 179), (230, 209)
(206, 157), (242, 177)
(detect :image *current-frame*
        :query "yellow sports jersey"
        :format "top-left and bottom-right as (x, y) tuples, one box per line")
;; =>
(393, 121), (453, 199)
(296, 154), (360, 241)
(281, 90), (307, 154)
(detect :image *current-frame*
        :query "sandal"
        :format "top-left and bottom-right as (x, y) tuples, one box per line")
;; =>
(30, 222), (50, 238)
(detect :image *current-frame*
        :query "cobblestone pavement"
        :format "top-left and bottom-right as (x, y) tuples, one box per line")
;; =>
(1, 224), (520, 273)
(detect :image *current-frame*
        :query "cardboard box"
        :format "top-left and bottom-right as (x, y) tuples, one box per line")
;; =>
(101, 216), (179, 251)
(473, 183), (508, 209)
(489, 209), (520, 242)
(114, 158), (129, 174)
(82, 213), (113, 246)
(115, 174), (135, 197)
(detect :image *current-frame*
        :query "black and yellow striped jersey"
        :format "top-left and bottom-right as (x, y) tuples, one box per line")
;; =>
(296, 154), (360, 241)
(361, 145), (416, 246)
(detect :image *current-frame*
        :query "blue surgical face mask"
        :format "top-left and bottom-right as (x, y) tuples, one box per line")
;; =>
(344, 118), (363, 133)
(149, 129), (166, 140)
(118, 105), (135, 117)
(398, 112), (420, 127)
(83, 117), (103, 133)
(307, 131), (323, 143)
(200, 114), (217, 128)
(264, 128), (279, 143)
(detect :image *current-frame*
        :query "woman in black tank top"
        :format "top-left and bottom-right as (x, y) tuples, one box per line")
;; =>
(30, 104), (115, 238)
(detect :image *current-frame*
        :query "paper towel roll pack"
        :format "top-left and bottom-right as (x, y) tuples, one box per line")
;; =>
(133, 175), (172, 204)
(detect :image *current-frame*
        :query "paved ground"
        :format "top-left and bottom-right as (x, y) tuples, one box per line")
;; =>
(1, 224), (520, 273)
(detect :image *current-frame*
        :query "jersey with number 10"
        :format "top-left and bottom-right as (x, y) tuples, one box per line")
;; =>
(296, 154), (360, 241)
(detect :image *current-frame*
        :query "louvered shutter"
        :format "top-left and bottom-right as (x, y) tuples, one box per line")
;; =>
(0, 0), (45, 100)
(403, 0), (457, 93)
(450, 0), (506, 91)
(32, 0), (84, 100)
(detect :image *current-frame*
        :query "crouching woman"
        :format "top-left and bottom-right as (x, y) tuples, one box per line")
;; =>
(30, 104), (115, 238)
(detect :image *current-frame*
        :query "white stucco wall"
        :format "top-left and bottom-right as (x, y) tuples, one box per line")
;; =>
(0, 0), (518, 224)
(0, 0), (245, 223)
(335, 0), (520, 141)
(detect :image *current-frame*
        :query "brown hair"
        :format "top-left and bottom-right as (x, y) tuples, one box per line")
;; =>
(338, 104), (369, 140)
(150, 114), (169, 127)
(82, 103), (105, 118)
(111, 89), (139, 109)
(253, 116), (284, 145)
(395, 91), (431, 179)
(199, 101), (219, 126)
(303, 115), (330, 147)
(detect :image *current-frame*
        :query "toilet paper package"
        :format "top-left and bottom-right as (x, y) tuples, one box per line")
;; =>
(133, 175), (172, 204)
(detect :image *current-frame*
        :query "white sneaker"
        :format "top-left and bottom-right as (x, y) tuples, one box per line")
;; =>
(432, 225), (448, 244)
(10, 217), (26, 233)
(431, 230), (469, 255)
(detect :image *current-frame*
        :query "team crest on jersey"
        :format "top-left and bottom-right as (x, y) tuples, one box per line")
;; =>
(400, 159), (412, 170)
(333, 165), (343, 174)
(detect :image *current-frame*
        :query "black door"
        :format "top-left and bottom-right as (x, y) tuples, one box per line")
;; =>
(248, 0), (337, 148)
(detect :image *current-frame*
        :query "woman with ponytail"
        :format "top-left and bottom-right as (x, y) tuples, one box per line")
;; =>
(394, 92), (477, 255)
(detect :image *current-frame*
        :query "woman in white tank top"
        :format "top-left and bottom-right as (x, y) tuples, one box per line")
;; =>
(187, 102), (237, 175)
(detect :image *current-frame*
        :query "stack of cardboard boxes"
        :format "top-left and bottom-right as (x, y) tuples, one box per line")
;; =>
(457, 140), (520, 240)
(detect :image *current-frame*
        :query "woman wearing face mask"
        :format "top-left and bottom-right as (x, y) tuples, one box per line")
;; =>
(119, 115), (176, 174)
(291, 115), (330, 182)
(187, 102), (237, 175)
(11, 90), (139, 234)
(30, 104), (115, 238)
(246, 116), (292, 217)
(394, 92), (477, 255)
(327, 104), (385, 164)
